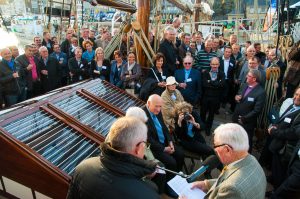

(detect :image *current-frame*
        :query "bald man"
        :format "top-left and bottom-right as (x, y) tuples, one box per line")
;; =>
(201, 57), (225, 136)
(0, 48), (26, 106)
(143, 94), (184, 179)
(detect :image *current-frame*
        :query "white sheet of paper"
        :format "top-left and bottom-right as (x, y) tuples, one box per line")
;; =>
(167, 175), (205, 199)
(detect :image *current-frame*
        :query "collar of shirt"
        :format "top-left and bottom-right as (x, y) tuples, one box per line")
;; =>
(184, 68), (191, 73)
(292, 105), (300, 111)
(222, 56), (230, 61)
(227, 156), (247, 168)
(28, 56), (35, 63)
(147, 106), (157, 119)
(2, 59), (14, 69)
(210, 69), (218, 73)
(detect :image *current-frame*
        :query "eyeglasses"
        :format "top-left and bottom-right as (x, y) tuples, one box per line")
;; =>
(213, 143), (233, 149)
(184, 62), (192, 65)
(136, 141), (151, 149)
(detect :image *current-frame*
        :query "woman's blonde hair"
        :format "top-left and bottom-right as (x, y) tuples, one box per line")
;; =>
(173, 101), (193, 117)
(94, 47), (104, 61)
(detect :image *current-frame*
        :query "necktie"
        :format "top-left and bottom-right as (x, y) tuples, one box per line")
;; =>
(282, 106), (297, 119)
(152, 115), (165, 144)
(220, 165), (228, 175)
(187, 122), (194, 137)
(210, 71), (218, 81)
(215, 165), (228, 187)
(289, 107), (296, 113)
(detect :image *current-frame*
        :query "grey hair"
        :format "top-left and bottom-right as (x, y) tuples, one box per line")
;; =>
(164, 26), (175, 34)
(24, 44), (34, 50)
(75, 47), (82, 53)
(211, 57), (220, 63)
(126, 107), (148, 123)
(246, 45), (255, 52)
(205, 39), (213, 44)
(147, 94), (161, 103)
(214, 123), (249, 151)
(105, 116), (147, 153)
(249, 69), (261, 83)
(183, 55), (193, 62)
(0, 48), (10, 54)
(39, 46), (48, 53)
(269, 48), (281, 58)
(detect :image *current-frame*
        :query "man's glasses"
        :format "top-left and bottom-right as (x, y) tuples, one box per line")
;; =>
(136, 141), (151, 149)
(213, 143), (233, 149)
(184, 62), (192, 65)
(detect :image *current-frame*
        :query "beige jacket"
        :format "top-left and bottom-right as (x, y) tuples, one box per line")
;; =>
(161, 88), (184, 130)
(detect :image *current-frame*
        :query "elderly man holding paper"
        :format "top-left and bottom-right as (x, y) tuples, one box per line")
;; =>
(180, 123), (266, 199)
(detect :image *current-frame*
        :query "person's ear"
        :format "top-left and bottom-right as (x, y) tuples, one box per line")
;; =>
(134, 143), (142, 156)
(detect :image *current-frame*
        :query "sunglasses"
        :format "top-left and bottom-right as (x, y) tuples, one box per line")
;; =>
(184, 62), (192, 65)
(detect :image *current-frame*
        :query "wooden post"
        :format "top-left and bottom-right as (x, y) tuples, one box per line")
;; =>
(194, 0), (201, 31)
(136, 0), (150, 67)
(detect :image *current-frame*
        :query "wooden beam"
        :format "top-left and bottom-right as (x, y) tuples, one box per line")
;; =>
(77, 89), (125, 116)
(136, 0), (150, 67)
(194, 0), (201, 31)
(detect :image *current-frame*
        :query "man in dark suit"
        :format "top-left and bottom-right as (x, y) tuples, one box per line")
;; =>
(270, 139), (300, 198)
(50, 44), (68, 86)
(230, 43), (242, 64)
(201, 57), (225, 136)
(267, 49), (287, 100)
(175, 55), (202, 106)
(219, 46), (236, 112)
(42, 31), (54, 54)
(68, 47), (90, 83)
(143, 94), (184, 177)
(232, 69), (266, 152)
(39, 46), (61, 93)
(193, 31), (205, 54)
(15, 44), (42, 99)
(265, 87), (300, 189)
(79, 27), (96, 51)
(61, 32), (72, 59)
(178, 33), (191, 62)
(158, 27), (179, 76)
(0, 48), (26, 106)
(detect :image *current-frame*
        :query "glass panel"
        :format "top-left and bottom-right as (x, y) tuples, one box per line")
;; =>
(85, 80), (145, 111)
(54, 95), (118, 137)
(3, 110), (100, 175)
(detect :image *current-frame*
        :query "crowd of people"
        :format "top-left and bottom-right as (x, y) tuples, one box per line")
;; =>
(1, 17), (300, 198)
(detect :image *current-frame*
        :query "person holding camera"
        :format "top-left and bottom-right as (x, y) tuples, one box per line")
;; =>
(174, 102), (215, 158)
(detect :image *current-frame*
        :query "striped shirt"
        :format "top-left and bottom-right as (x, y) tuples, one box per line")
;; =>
(194, 50), (217, 72)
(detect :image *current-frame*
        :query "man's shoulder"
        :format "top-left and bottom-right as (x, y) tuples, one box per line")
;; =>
(15, 54), (26, 61)
(222, 156), (266, 195)
(191, 68), (200, 75)
(254, 85), (266, 95)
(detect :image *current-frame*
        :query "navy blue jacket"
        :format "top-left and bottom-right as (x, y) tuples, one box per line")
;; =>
(175, 68), (202, 105)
